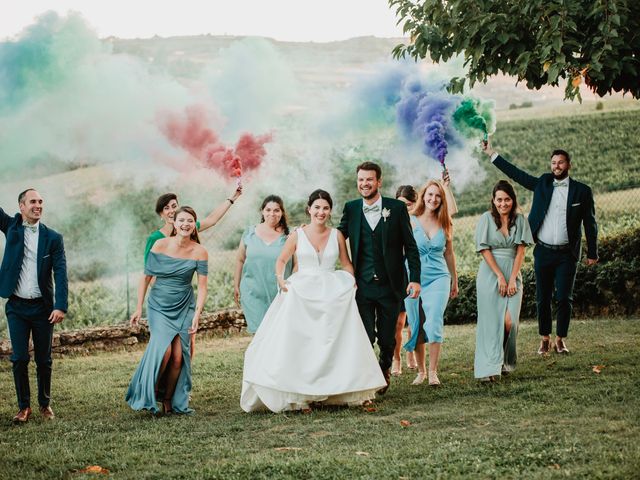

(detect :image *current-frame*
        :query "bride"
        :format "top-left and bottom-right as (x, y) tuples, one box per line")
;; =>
(241, 189), (387, 412)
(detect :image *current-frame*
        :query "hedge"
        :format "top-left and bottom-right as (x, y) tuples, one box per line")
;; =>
(445, 226), (640, 324)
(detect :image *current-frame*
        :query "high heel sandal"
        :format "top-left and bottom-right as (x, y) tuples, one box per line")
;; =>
(411, 372), (427, 385)
(391, 359), (402, 376)
(406, 352), (418, 370)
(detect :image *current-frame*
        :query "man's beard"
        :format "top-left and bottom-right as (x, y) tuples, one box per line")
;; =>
(360, 187), (379, 200)
(553, 170), (569, 180)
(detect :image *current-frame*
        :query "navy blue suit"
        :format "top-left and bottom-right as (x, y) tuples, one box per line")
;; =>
(493, 155), (598, 337)
(0, 207), (68, 409)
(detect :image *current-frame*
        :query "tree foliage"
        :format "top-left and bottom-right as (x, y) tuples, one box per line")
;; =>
(390, 0), (640, 100)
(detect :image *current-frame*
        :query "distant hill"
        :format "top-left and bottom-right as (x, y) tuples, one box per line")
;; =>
(108, 34), (636, 111)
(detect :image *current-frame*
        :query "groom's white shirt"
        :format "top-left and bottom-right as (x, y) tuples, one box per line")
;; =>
(362, 196), (383, 230)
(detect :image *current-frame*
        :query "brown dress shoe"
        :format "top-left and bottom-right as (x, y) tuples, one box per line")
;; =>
(13, 407), (32, 424)
(537, 338), (550, 355)
(555, 338), (570, 354)
(40, 406), (55, 420)
(377, 369), (391, 395)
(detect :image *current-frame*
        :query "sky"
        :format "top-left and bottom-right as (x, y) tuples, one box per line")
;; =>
(0, 0), (406, 42)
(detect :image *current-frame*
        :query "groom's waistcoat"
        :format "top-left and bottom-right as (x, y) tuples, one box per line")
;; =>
(356, 212), (389, 283)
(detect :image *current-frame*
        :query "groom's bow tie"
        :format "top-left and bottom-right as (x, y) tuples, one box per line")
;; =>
(363, 204), (381, 213)
(22, 222), (38, 233)
(553, 181), (568, 188)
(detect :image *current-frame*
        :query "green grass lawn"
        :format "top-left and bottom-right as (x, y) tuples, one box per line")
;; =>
(0, 318), (638, 479)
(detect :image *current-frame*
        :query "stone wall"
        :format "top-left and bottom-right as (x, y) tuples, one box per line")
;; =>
(0, 309), (245, 357)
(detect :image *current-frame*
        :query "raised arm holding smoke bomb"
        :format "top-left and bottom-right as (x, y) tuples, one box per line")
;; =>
(481, 138), (598, 356)
(140, 184), (242, 361)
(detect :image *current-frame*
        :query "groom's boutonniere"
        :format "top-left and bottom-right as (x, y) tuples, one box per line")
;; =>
(382, 208), (391, 222)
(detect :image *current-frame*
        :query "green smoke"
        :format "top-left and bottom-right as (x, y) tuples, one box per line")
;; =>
(452, 97), (496, 138)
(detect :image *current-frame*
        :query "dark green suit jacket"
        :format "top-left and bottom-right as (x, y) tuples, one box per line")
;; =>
(338, 197), (420, 301)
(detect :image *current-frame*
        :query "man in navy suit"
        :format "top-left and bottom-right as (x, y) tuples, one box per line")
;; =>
(0, 189), (68, 423)
(482, 142), (598, 355)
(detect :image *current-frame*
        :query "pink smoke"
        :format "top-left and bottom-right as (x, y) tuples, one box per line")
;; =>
(158, 105), (271, 179)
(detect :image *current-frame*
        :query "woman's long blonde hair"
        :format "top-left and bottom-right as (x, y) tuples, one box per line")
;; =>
(410, 180), (453, 240)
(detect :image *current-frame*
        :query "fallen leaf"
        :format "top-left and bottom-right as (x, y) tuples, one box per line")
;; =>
(355, 451), (370, 456)
(548, 463), (561, 470)
(592, 365), (605, 374)
(449, 372), (459, 377)
(274, 447), (302, 452)
(363, 406), (377, 413)
(400, 420), (411, 427)
(78, 465), (109, 474)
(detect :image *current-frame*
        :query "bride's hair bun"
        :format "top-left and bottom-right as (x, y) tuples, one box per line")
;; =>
(307, 189), (333, 210)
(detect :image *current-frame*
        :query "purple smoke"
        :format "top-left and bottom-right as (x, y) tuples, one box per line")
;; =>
(424, 114), (448, 165)
(398, 87), (459, 165)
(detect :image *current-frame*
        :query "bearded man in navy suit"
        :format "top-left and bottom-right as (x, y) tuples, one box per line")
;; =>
(482, 142), (598, 355)
(0, 189), (68, 423)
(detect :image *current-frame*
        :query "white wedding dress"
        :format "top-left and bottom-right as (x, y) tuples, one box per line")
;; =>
(241, 227), (387, 412)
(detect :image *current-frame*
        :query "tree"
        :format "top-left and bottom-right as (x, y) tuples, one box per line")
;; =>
(390, 0), (640, 100)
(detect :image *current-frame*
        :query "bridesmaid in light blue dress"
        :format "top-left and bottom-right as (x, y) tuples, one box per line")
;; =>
(127, 207), (208, 414)
(234, 195), (293, 334)
(474, 181), (533, 381)
(405, 180), (458, 386)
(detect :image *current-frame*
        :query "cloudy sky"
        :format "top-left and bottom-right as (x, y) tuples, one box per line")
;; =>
(1, 0), (406, 41)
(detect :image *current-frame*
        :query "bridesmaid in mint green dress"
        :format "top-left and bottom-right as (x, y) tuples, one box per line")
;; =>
(474, 181), (533, 380)
(127, 207), (208, 414)
(234, 195), (292, 334)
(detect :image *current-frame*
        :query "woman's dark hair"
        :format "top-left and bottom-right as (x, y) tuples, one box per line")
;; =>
(395, 185), (417, 202)
(171, 206), (200, 244)
(260, 195), (290, 235)
(155, 193), (178, 216)
(306, 189), (333, 214)
(490, 180), (518, 231)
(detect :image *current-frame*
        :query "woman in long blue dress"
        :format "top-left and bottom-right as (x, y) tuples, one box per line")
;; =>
(127, 206), (208, 414)
(234, 195), (293, 334)
(474, 180), (534, 381)
(391, 185), (419, 375)
(405, 180), (458, 386)
(141, 187), (240, 359)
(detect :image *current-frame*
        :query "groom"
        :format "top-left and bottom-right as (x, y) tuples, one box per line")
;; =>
(338, 162), (421, 394)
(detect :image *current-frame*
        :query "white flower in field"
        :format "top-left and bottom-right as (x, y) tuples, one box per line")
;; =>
(382, 208), (391, 222)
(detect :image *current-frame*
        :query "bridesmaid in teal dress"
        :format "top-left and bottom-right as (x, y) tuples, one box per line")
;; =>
(141, 187), (241, 360)
(392, 185), (419, 375)
(234, 195), (293, 334)
(405, 179), (458, 386)
(127, 207), (208, 414)
(474, 180), (533, 381)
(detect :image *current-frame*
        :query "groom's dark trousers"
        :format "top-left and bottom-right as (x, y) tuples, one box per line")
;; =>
(339, 198), (420, 372)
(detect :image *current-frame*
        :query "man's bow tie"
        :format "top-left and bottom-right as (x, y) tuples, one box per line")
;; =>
(553, 181), (568, 188)
(363, 204), (381, 213)
(23, 222), (38, 233)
